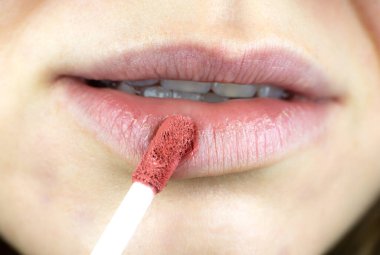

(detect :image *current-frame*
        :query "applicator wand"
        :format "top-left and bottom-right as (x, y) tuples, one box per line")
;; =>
(91, 115), (197, 255)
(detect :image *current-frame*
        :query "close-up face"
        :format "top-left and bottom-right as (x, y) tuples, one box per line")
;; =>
(1, 1), (380, 254)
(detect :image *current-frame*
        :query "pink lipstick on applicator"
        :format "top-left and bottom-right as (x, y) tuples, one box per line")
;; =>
(91, 115), (197, 255)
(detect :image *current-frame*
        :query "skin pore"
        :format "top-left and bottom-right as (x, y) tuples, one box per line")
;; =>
(1, 1), (380, 254)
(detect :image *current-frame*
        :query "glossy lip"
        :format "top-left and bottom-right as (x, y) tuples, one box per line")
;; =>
(54, 43), (341, 179)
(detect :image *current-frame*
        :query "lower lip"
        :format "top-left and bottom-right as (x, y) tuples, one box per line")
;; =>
(56, 78), (335, 179)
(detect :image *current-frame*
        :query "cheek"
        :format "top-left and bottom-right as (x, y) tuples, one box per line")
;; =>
(354, 0), (380, 47)
(0, 92), (119, 215)
(0, 92), (134, 251)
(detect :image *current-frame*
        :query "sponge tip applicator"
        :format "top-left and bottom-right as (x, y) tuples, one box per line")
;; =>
(91, 115), (197, 255)
(132, 115), (197, 193)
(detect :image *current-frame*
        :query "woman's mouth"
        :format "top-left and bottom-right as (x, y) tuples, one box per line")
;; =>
(54, 43), (342, 179)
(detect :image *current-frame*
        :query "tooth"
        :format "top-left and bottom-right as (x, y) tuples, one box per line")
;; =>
(161, 80), (212, 94)
(117, 83), (136, 94)
(257, 85), (284, 98)
(125, 79), (159, 87)
(212, 83), (257, 98)
(172, 91), (203, 101)
(143, 86), (172, 98)
(202, 93), (228, 103)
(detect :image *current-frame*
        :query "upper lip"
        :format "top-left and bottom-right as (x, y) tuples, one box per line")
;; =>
(61, 42), (340, 99)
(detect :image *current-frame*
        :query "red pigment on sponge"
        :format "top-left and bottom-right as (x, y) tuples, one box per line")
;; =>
(132, 116), (197, 193)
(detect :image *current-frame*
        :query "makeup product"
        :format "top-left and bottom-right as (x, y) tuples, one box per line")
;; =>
(91, 115), (197, 255)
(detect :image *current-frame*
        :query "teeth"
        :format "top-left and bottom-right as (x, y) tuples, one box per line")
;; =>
(212, 83), (257, 98)
(202, 93), (228, 103)
(142, 87), (205, 101)
(172, 91), (203, 101)
(257, 85), (285, 98)
(161, 80), (212, 94)
(117, 83), (136, 94)
(93, 78), (293, 102)
(143, 86), (173, 98)
(124, 79), (159, 87)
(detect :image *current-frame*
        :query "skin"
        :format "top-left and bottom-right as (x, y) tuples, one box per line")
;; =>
(0, 1), (379, 254)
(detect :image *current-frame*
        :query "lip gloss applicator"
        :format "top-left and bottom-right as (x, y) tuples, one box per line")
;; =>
(91, 115), (197, 255)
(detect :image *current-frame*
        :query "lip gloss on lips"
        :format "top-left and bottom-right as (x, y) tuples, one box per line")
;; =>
(91, 115), (197, 255)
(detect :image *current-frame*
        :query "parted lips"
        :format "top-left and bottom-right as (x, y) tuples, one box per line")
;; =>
(132, 115), (197, 193)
